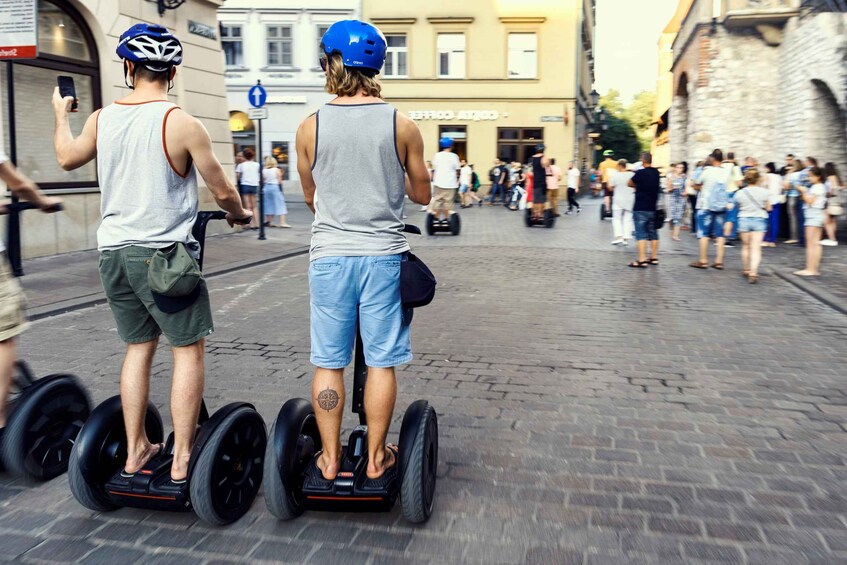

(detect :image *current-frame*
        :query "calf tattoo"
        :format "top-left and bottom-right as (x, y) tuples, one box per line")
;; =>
(317, 388), (340, 411)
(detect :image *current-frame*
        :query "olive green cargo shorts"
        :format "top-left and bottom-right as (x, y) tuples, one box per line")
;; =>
(0, 253), (28, 342)
(99, 246), (213, 347)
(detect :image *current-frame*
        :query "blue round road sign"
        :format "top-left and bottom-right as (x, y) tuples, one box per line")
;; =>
(248, 84), (267, 108)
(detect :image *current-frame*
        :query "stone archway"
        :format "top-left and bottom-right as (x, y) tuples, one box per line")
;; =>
(670, 72), (690, 163)
(807, 79), (847, 174)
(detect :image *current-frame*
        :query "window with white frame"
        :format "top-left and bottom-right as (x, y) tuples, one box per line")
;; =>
(221, 25), (243, 68)
(267, 25), (293, 67)
(508, 33), (537, 79)
(384, 34), (408, 78)
(437, 33), (465, 79)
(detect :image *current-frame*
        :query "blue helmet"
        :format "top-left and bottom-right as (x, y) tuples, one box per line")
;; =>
(117, 23), (183, 72)
(321, 20), (386, 73)
(439, 137), (454, 150)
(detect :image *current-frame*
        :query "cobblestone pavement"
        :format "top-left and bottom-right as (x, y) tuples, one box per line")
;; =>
(2, 200), (847, 564)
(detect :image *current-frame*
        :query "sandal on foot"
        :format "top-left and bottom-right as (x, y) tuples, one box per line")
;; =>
(362, 445), (398, 490)
(648, 258), (659, 265)
(628, 261), (649, 268)
(689, 261), (708, 269)
(711, 263), (724, 270)
(120, 443), (165, 478)
(748, 274), (759, 284)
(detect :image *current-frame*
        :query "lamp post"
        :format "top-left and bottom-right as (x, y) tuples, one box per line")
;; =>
(587, 99), (607, 168)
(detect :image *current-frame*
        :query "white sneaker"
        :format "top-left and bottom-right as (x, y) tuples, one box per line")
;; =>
(821, 239), (838, 247)
(420, 206), (428, 212)
(611, 239), (623, 245)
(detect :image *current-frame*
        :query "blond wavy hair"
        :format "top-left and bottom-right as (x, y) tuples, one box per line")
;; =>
(324, 53), (382, 98)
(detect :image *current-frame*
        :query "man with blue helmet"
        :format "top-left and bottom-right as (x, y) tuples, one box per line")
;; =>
(52, 23), (252, 484)
(431, 136), (461, 223)
(295, 20), (431, 485)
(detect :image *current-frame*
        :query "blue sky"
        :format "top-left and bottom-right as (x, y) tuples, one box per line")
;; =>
(594, 0), (680, 102)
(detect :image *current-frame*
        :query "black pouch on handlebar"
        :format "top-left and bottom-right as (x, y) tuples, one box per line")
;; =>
(400, 253), (436, 309)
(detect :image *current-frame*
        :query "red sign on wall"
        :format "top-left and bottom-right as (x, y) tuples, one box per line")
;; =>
(0, 0), (38, 61)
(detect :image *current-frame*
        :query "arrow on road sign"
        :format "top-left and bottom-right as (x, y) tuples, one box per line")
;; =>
(248, 83), (267, 108)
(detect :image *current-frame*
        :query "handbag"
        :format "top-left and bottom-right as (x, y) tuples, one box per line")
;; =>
(400, 253), (436, 309)
(827, 202), (844, 216)
(654, 208), (667, 228)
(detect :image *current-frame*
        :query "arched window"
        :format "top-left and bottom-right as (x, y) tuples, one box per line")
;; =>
(2, 0), (101, 190)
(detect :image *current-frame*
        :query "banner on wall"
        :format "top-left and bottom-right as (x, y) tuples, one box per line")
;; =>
(0, 0), (38, 60)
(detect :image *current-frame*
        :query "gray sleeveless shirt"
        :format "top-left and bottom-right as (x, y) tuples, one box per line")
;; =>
(309, 103), (409, 261)
(96, 101), (200, 256)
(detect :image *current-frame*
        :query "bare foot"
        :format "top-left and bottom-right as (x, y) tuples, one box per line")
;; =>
(366, 444), (398, 480)
(317, 449), (342, 481)
(123, 442), (163, 475)
(793, 270), (819, 277)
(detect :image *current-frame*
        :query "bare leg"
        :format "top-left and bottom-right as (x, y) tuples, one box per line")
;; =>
(121, 339), (160, 474)
(672, 223), (681, 240)
(740, 232), (750, 273)
(280, 214), (288, 226)
(364, 366), (397, 479)
(650, 240), (659, 260)
(715, 237), (726, 265)
(247, 194), (258, 227)
(824, 214), (837, 242)
(807, 226), (822, 274)
(170, 339), (205, 481)
(313, 367), (345, 480)
(750, 232), (764, 275)
(0, 338), (17, 427)
(698, 237), (710, 263)
(636, 240), (647, 263)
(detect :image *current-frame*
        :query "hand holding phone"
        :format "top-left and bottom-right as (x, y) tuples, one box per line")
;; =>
(57, 76), (78, 112)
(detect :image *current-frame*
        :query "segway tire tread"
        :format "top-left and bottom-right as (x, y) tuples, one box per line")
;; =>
(400, 404), (437, 524)
(68, 445), (117, 512)
(190, 406), (267, 526)
(263, 418), (302, 520)
(1, 376), (90, 481)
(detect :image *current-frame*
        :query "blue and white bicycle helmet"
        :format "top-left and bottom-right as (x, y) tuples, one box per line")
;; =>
(439, 137), (454, 150)
(117, 23), (183, 72)
(320, 20), (386, 74)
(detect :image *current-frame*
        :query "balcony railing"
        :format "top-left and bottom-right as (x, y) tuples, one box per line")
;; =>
(722, 0), (802, 27)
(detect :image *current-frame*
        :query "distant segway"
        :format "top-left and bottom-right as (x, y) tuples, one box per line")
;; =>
(525, 207), (556, 228)
(68, 211), (267, 526)
(425, 212), (460, 236)
(600, 193), (614, 220)
(0, 201), (91, 482)
(264, 225), (438, 524)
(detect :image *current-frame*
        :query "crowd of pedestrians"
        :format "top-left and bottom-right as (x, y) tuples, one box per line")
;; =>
(604, 147), (845, 281)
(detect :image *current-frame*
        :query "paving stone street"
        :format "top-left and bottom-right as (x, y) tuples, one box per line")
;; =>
(2, 199), (847, 564)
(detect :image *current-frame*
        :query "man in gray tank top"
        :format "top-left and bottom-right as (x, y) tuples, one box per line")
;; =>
(296, 20), (431, 484)
(52, 24), (252, 483)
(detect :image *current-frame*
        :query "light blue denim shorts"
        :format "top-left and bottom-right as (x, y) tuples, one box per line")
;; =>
(309, 254), (412, 369)
(737, 217), (768, 233)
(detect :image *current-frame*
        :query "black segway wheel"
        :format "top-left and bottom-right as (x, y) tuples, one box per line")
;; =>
(600, 203), (607, 220)
(524, 208), (533, 227)
(449, 214), (461, 236)
(544, 209), (556, 229)
(425, 213), (435, 236)
(2, 376), (90, 481)
(190, 406), (267, 526)
(264, 398), (320, 520)
(69, 396), (163, 512)
(400, 402), (438, 523)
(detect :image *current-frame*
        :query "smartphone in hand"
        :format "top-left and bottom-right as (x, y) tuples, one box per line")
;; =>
(57, 75), (78, 111)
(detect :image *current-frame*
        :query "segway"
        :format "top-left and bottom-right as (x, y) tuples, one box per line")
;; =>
(425, 212), (460, 236)
(68, 211), (267, 526)
(0, 201), (91, 482)
(600, 193), (614, 220)
(264, 226), (438, 524)
(524, 207), (556, 228)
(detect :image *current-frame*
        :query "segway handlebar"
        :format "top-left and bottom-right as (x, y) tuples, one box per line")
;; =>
(1, 201), (64, 214)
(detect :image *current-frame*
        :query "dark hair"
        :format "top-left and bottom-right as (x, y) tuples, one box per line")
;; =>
(823, 162), (839, 180)
(808, 166), (823, 181)
(132, 63), (171, 85)
(711, 149), (724, 162)
(680, 160), (689, 174)
(727, 151), (735, 161)
(765, 162), (777, 174)
(641, 152), (652, 164)
(806, 156), (818, 167)
(550, 158), (556, 165)
(242, 148), (255, 160)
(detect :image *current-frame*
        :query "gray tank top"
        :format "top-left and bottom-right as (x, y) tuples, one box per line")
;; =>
(310, 103), (409, 261)
(96, 101), (199, 256)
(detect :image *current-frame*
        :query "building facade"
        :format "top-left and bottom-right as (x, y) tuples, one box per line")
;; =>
(217, 1), (358, 183)
(667, 0), (847, 172)
(1, 0), (229, 260)
(361, 0), (596, 185)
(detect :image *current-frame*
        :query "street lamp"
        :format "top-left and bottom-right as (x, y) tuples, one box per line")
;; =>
(590, 88), (600, 109)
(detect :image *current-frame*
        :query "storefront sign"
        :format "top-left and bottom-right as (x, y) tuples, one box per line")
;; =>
(188, 20), (217, 40)
(408, 110), (500, 122)
(0, 0), (38, 60)
(540, 116), (565, 122)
